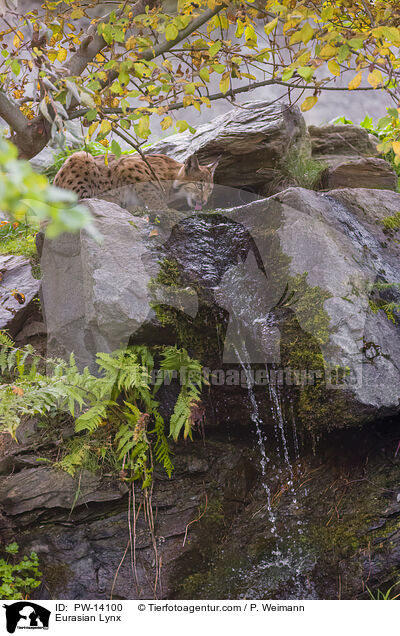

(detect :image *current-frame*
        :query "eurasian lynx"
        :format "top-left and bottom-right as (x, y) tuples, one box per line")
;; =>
(53, 151), (219, 211)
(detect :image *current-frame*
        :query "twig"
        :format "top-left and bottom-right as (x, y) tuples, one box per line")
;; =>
(182, 492), (208, 547)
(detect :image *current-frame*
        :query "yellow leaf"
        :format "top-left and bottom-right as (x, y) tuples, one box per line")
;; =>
(161, 116), (173, 130)
(392, 141), (400, 156)
(264, 17), (278, 36)
(348, 71), (362, 90)
(319, 44), (337, 59)
(327, 59), (340, 76)
(88, 121), (99, 138)
(70, 8), (84, 18)
(219, 72), (230, 94)
(99, 120), (112, 135)
(57, 48), (68, 62)
(367, 68), (383, 89)
(300, 95), (318, 112)
(126, 36), (136, 50)
(48, 52), (57, 62)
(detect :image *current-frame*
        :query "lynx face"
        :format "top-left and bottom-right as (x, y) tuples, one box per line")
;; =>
(170, 155), (220, 210)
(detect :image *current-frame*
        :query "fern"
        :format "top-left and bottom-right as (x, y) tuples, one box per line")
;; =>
(0, 339), (206, 486)
(152, 413), (174, 478)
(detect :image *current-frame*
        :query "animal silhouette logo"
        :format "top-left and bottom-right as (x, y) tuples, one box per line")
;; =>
(3, 602), (50, 633)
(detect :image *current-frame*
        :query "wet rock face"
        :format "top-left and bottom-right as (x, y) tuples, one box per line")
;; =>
(171, 422), (400, 601)
(0, 440), (256, 599)
(1, 423), (399, 600)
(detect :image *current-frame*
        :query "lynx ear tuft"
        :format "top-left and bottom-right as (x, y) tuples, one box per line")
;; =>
(184, 155), (200, 172)
(206, 155), (221, 175)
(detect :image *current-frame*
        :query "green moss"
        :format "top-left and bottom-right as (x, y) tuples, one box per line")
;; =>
(277, 273), (356, 433)
(0, 234), (37, 260)
(380, 210), (400, 237)
(150, 257), (225, 356)
(174, 497), (229, 598)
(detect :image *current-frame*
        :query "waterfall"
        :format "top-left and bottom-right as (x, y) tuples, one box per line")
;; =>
(233, 344), (277, 536)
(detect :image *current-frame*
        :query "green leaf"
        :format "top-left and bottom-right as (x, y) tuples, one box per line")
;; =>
(297, 66), (314, 82)
(86, 109), (97, 122)
(199, 67), (210, 82)
(208, 40), (222, 57)
(11, 60), (20, 76)
(212, 63), (225, 74)
(111, 139), (122, 157)
(165, 23), (179, 41)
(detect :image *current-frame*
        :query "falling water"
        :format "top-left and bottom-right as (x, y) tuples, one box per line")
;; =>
(233, 344), (277, 536)
(233, 341), (310, 595)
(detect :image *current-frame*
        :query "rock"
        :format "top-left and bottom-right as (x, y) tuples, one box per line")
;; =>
(29, 146), (57, 175)
(40, 188), (400, 430)
(40, 201), (155, 370)
(1, 429), (399, 600)
(0, 255), (41, 337)
(318, 155), (397, 191)
(0, 467), (128, 516)
(0, 441), (253, 599)
(309, 124), (379, 157)
(147, 101), (311, 196)
(14, 320), (46, 342)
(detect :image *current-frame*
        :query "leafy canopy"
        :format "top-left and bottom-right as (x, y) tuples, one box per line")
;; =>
(1, 0), (400, 161)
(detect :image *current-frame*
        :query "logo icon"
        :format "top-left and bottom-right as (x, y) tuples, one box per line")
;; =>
(3, 602), (50, 634)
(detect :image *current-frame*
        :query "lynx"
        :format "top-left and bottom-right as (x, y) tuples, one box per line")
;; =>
(53, 151), (219, 211)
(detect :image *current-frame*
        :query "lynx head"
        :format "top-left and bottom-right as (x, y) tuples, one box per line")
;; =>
(171, 155), (220, 210)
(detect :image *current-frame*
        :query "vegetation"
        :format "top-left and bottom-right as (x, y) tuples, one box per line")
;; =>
(280, 150), (326, 190)
(0, 136), (95, 238)
(367, 581), (400, 600)
(0, 219), (38, 260)
(0, 331), (206, 486)
(0, 0), (400, 166)
(0, 542), (42, 600)
(333, 113), (400, 188)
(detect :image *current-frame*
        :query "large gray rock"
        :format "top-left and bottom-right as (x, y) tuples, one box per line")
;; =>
(40, 187), (400, 430)
(148, 101), (311, 193)
(309, 124), (379, 157)
(0, 254), (41, 336)
(318, 155), (397, 191)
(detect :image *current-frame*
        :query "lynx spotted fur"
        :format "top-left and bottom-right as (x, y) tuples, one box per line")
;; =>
(53, 151), (219, 211)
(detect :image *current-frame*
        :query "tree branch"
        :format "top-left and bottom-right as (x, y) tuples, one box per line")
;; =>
(101, 3), (227, 88)
(0, 90), (28, 134)
(67, 0), (157, 77)
(68, 76), (376, 120)
(141, 4), (226, 61)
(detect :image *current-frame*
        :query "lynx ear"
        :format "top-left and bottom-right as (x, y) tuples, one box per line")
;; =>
(206, 155), (221, 176)
(184, 155), (200, 173)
